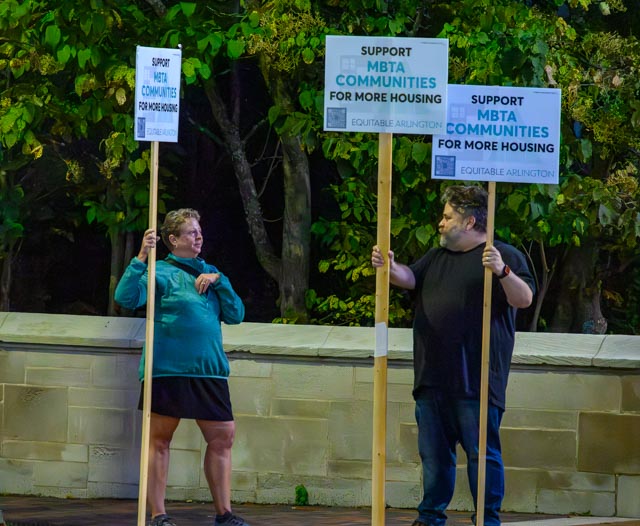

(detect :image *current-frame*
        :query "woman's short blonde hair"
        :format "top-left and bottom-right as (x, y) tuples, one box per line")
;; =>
(160, 208), (201, 249)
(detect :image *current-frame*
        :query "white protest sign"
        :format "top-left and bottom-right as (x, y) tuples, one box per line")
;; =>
(134, 46), (182, 142)
(324, 35), (449, 135)
(432, 84), (561, 184)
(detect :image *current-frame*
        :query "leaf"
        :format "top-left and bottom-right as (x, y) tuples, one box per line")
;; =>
(302, 48), (314, 64)
(411, 142), (429, 164)
(268, 105), (281, 125)
(415, 225), (434, 245)
(248, 11), (260, 28)
(598, 204), (618, 225)
(44, 25), (61, 49)
(180, 2), (197, 17)
(115, 88), (127, 106)
(78, 48), (92, 69)
(79, 14), (92, 36)
(226, 39), (245, 59)
(57, 45), (71, 64)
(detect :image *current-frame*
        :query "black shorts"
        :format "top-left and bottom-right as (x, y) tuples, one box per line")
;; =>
(138, 376), (234, 421)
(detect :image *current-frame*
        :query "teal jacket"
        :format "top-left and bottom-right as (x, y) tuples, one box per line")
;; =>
(114, 253), (245, 381)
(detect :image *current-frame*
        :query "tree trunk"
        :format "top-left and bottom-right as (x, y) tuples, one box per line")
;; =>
(0, 248), (12, 311)
(272, 76), (311, 322)
(280, 132), (311, 322)
(549, 244), (599, 333)
(108, 230), (124, 316)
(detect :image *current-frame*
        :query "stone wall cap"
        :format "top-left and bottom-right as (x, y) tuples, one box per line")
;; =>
(0, 313), (637, 368)
(0, 312), (145, 348)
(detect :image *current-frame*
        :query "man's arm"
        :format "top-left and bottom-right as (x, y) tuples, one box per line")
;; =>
(482, 245), (533, 308)
(371, 245), (416, 290)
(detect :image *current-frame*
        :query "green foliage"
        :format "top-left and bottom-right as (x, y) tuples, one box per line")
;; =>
(294, 483), (309, 506)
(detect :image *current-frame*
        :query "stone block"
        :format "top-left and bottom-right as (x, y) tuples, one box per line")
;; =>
(354, 366), (415, 403)
(536, 489), (615, 516)
(386, 480), (421, 508)
(386, 462), (421, 483)
(385, 402), (417, 463)
(577, 413), (640, 473)
(234, 415), (329, 476)
(502, 409), (578, 430)
(3, 440), (88, 462)
(87, 481), (139, 499)
(596, 335), (640, 368)
(3, 385), (68, 442)
(26, 351), (95, 368)
(229, 359), (273, 378)
(232, 470), (258, 491)
(502, 468), (540, 513)
(170, 419), (202, 450)
(512, 333), (603, 366)
(232, 489), (256, 503)
(26, 365), (91, 387)
(0, 458), (34, 493)
(68, 387), (139, 409)
(0, 312), (144, 348)
(31, 486), (88, 499)
(165, 486), (212, 501)
(398, 422), (419, 464)
(271, 362), (355, 400)
(502, 428), (576, 469)
(0, 349), (26, 383)
(91, 354), (140, 389)
(270, 398), (331, 419)
(327, 400), (372, 461)
(618, 475), (640, 518)
(328, 459), (370, 479)
(507, 372), (621, 411)
(68, 407), (136, 448)
(229, 377), (273, 416)
(89, 445), (140, 485)
(167, 448), (201, 487)
(538, 470), (615, 492)
(621, 376), (640, 412)
(33, 460), (88, 488)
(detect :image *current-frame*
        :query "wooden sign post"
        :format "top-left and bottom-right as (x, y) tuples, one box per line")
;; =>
(372, 132), (393, 526)
(475, 181), (496, 526)
(137, 141), (159, 526)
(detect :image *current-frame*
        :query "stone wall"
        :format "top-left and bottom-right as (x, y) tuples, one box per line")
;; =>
(0, 313), (638, 517)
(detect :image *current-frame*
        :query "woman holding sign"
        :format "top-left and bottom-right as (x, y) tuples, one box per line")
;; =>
(115, 208), (249, 526)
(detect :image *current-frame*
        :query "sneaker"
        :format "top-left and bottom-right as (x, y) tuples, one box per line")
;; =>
(214, 512), (250, 526)
(150, 514), (177, 526)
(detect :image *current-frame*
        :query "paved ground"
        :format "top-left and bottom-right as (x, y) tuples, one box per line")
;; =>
(1, 496), (638, 526)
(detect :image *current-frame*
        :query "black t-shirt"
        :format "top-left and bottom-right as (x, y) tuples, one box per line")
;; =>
(409, 240), (534, 409)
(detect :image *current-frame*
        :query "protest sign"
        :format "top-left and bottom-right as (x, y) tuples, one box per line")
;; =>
(324, 35), (449, 134)
(432, 84), (561, 184)
(135, 46), (182, 142)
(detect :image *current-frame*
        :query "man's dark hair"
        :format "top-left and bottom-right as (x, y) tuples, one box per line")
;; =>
(441, 185), (488, 232)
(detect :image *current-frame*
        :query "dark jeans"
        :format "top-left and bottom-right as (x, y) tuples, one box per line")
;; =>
(415, 392), (505, 526)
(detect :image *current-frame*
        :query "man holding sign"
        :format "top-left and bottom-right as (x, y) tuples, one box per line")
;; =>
(371, 185), (534, 526)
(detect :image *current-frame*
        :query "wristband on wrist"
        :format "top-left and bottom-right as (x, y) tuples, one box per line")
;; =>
(498, 264), (511, 279)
